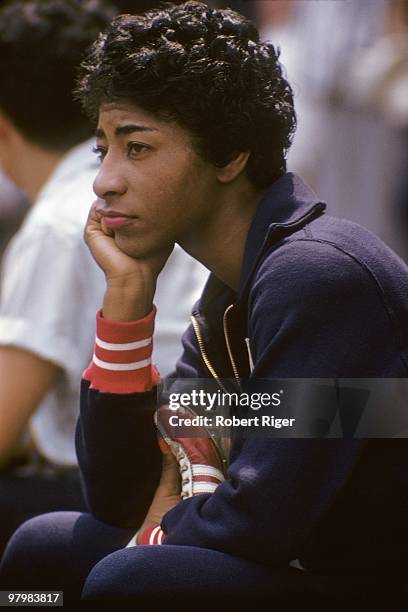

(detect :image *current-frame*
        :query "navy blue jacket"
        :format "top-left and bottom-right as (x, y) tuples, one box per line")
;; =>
(77, 173), (408, 573)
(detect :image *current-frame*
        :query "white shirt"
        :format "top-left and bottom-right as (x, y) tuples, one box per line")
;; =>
(0, 139), (208, 466)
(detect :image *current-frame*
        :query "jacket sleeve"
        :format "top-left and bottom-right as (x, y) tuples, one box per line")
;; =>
(161, 239), (393, 565)
(76, 306), (208, 527)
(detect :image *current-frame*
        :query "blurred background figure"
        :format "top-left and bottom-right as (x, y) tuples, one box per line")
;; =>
(254, 0), (408, 262)
(0, 0), (207, 554)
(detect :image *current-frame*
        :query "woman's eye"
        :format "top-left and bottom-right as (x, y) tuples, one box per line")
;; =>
(127, 142), (149, 158)
(92, 145), (107, 162)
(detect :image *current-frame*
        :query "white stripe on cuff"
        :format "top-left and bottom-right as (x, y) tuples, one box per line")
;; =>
(93, 354), (151, 371)
(149, 525), (162, 545)
(95, 336), (152, 351)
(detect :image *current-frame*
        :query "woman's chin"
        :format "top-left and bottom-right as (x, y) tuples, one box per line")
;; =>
(114, 233), (165, 260)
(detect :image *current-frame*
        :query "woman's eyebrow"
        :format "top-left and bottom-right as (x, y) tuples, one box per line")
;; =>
(94, 124), (158, 138)
(115, 124), (158, 136)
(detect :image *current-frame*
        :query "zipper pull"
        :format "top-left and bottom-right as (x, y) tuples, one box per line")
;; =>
(245, 337), (254, 373)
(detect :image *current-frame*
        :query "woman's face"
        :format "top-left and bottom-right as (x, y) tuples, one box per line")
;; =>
(93, 101), (219, 260)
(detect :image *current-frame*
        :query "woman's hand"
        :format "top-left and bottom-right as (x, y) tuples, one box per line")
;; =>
(137, 439), (181, 542)
(84, 200), (173, 321)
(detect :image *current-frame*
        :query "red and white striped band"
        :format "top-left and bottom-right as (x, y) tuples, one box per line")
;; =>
(137, 524), (166, 546)
(82, 307), (160, 394)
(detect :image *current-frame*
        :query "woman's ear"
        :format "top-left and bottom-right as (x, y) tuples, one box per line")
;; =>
(215, 151), (250, 183)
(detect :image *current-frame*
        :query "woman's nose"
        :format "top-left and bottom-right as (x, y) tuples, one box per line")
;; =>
(93, 159), (127, 199)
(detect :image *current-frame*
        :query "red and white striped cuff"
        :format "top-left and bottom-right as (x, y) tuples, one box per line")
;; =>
(82, 307), (160, 394)
(137, 524), (166, 545)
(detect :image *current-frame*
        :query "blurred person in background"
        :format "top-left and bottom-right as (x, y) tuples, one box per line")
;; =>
(257, 0), (408, 262)
(0, 0), (207, 554)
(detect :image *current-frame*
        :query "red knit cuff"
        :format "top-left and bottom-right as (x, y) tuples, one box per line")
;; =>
(82, 307), (160, 394)
(137, 524), (166, 545)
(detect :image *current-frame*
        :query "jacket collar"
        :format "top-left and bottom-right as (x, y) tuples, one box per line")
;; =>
(196, 173), (326, 315)
(238, 172), (326, 297)
(192, 173), (326, 381)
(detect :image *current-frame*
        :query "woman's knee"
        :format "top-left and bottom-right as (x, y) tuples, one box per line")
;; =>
(82, 546), (173, 600)
(0, 511), (83, 588)
(1, 510), (135, 593)
(82, 545), (245, 601)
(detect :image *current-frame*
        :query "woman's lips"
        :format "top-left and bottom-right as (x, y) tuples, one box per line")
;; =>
(103, 215), (133, 229)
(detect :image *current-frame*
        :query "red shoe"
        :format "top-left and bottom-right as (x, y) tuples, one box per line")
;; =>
(154, 404), (225, 499)
(126, 405), (226, 548)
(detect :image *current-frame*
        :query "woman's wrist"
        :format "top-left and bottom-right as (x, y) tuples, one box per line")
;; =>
(102, 284), (155, 322)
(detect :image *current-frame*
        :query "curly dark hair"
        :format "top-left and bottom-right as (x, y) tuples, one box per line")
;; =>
(76, 0), (296, 188)
(0, 0), (114, 151)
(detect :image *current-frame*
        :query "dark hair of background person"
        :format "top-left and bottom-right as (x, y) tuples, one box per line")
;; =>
(76, 0), (296, 189)
(0, 0), (115, 152)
